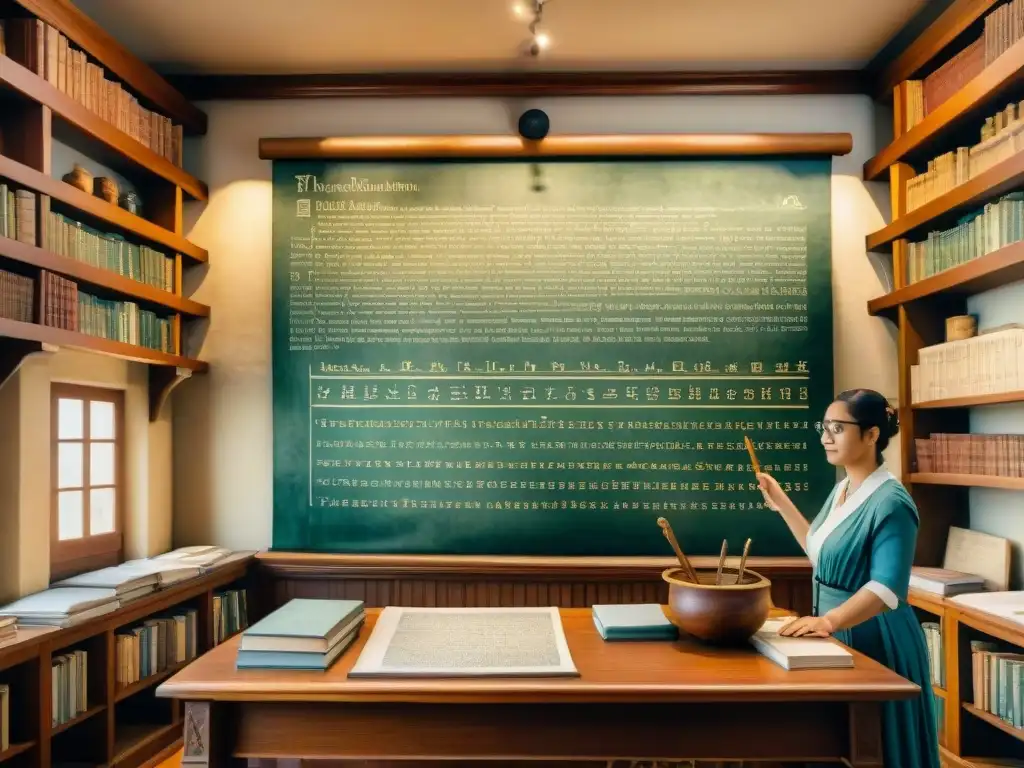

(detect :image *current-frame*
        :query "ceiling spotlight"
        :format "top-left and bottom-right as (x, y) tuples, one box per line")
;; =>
(519, 0), (552, 58)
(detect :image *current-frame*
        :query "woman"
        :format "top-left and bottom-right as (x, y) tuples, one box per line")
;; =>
(756, 388), (939, 768)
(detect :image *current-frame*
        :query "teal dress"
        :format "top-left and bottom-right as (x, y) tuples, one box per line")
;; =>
(806, 468), (940, 768)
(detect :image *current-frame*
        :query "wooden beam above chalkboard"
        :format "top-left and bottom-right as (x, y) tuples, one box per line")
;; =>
(258, 133), (853, 160)
(171, 70), (868, 101)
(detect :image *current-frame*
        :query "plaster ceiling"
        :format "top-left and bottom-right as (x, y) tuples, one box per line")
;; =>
(72, 0), (929, 74)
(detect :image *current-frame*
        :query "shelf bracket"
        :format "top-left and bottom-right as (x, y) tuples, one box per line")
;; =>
(0, 340), (58, 391)
(149, 366), (192, 421)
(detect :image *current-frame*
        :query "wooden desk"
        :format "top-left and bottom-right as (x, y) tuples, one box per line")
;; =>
(157, 608), (918, 767)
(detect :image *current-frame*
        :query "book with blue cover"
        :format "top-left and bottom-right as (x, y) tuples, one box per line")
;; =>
(592, 603), (678, 641)
(237, 619), (363, 670)
(239, 598), (364, 655)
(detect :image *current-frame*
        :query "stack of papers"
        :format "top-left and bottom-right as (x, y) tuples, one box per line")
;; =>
(592, 604), (678, 641)
(155, 546), (256, 574)
(0, 616), (15, 643)
(749, 618), (854, 670)
(951, 591), (1024, 625)
(117, 557), (202, 586)
(0, 587), (119, 628)
(52, 564), (159, 601)
(236, 598), (364, 670)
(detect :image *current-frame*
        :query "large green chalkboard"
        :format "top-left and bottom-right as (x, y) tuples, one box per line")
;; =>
(271, 157), (834, 556)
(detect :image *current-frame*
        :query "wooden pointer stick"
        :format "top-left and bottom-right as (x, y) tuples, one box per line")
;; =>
(715, 539), (728, 586)
(744, 435), (761, 475)
(736, 538), (752, 585)
(657, 517), (698, 582)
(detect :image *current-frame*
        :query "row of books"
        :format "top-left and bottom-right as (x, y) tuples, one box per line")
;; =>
(78, 292), (174, 353)
(905, 191), (1024, 285)
(1, 184), (35, 246)
(916, 433), (1024, 477)
(116, 609), (199, 688)
(52, 649), (87, 728)
(0, 18), (184, 167)
(0, 267), (33, 324)
(44, 211), (175, 293)
(905, 100), (1024, 212)
(213, 589), (249, 646)
(903, 1), (1022, 128)
(921, 620), (945, 688)
(26, 267), (175, 352)
(0, 260), (176, 353)
(0, 546), (252, 628)
(971, 640), (1024, 729)
(910, 326), (1024, 403)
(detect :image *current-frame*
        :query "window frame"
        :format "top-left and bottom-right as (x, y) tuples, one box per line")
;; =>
(50, 383), (125, 581)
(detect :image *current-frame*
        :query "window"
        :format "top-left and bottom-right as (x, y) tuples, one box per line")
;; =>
(51, 384), (124, 580)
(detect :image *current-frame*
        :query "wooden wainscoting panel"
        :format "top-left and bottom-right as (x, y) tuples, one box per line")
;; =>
(256, 554), (812, 616)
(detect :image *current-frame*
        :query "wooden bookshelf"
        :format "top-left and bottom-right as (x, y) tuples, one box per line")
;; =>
(867, 240), (1024, 319)
(872, 0), (1000, 99)
(10, 0), (207, 135)
(0, 155), (208, 263)
(0, 741), (35, 764)
(870, 4), (1024, 764)
(963, 703), (1024, 742)
(0, 237), (209, 318)
(0, 558), (253, 768)
(866, 148), (1024, 253)
(0, 0), (210, 421)
(913, 391), (1024, 409)
(114, 663), (187, 704)
(0, 317), (206, 371)
(910, 587), (949, 618)
(111, 722), (178, 768)
(49, 704), (105, 736)
(910, 473), (1024, 490)
(864, 36), (1024, 181)
(0, 56), (206, 201)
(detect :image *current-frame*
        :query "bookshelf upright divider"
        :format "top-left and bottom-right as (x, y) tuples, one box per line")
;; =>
(0, 559), (254, 768)
(864, 3), (1024, 764)
(0, 0), (209, 421)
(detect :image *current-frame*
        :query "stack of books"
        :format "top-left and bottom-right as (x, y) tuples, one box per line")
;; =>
(909, 566), (985, 597)
(0, 587), (119, 628)
(52, 564), (160, 602)
(0, 616), (14, 644)
(591, 604), (678, 641)
(749, 618), (854, 670)
(236, 598), (365, 670)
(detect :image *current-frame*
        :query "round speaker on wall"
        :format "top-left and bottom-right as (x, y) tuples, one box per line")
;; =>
(518, 109), (550, 141)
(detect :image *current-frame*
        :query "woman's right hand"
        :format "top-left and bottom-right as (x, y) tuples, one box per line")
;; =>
(756, 472), (788, 513)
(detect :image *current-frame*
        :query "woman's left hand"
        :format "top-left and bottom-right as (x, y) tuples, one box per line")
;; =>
(778, 615), (833, 637)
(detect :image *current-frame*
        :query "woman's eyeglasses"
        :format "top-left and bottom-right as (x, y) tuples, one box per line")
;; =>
(814, 419), (860, 437)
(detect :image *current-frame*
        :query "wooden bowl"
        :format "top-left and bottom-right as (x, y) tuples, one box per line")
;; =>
(662, 567), (772, 645)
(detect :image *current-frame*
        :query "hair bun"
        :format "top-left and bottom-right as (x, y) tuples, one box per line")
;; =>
(885, 404), (900, 438)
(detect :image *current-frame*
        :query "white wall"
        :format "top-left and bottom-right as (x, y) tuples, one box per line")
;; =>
(0, 350), (172, 603)
(172, 93), (897, 550)
(0, 138), (172, 602)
